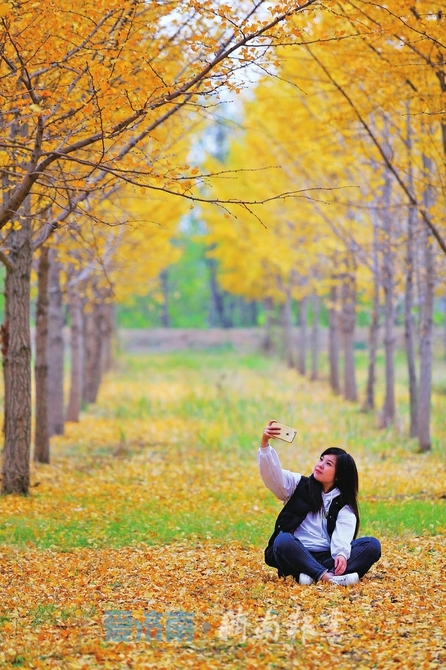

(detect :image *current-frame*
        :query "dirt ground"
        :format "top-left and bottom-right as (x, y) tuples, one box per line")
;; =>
(117, 326), (445, 354)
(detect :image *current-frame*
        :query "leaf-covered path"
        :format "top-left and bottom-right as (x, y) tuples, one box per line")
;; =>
(0, 352), (445, 668)
(1, 539), (445, 668)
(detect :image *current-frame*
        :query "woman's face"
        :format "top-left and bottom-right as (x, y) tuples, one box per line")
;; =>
(313, 454), (337, 491)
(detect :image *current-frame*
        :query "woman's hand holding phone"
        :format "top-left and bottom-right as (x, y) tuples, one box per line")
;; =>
(260, 419), (297, 447)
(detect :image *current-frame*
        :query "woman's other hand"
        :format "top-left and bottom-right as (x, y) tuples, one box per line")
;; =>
(260, 420), (281, 447)
(333, 555), (347, 576)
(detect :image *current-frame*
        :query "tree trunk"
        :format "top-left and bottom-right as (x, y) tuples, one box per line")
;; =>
(261, 297), (275, 353)
(444, 291), (446, 362)
(404, 116), (418, 438)
(418, 154), (435, 452)
(281, 291), (294, 368)
(310, 294), (320, 381)
(363, 218), (380, 411)
(341, 273), (357, 402)
(328, 284), (341, 395)
(418, 232), (434, 452)
(380, 172), (395, 428)
(160, 269), (170, 328)
(47, 249), (65, 436)
(206, 252), (230, 327)
(34, 247), (50, 463)
(249, 300), (258, 326)
(83, 296), (105, 405)
(297, 296), (308, 376)
(65, 290), (84, 422)
(1, 213), (33, 494)
(405, 208), (418, 437)
(101, 300), (115, 375)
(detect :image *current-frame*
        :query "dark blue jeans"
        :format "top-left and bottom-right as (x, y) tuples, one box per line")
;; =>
(272, 531), (381, 582)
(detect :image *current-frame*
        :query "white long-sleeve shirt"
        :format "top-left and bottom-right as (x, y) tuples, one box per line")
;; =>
(258, 445), (356, 560)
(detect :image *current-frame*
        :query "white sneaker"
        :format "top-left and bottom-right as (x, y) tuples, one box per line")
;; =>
(329, 572), (359, 587)
(298, 573), (314, 585)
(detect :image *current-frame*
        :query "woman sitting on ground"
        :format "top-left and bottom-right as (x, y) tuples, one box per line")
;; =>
(258, 420), (381, 586)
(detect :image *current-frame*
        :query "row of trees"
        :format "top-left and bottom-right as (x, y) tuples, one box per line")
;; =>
(0, 0), (327, 494)
(1, 1), (445, 493)
(200, 3), (446, 451)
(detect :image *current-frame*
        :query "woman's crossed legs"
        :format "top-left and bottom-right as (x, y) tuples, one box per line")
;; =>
(273, 531), (381, 583)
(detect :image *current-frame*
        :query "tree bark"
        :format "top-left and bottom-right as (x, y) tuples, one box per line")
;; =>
(83, 295), (105, 405)
(363, 217), (380, 411)
(297, 296), (308, 376)
(281, 291), (294, 367)
(444, 291), (446, 363)
(341, 273), (357, 402)
(261, 297), (275, 353)
(418, 232), (434, 451)
(249, 300), (258, 327)
(34, 247), (50, 463)
(380, 171), (396, 428)
(65, 290), (84, 422)
(1, 212), (33, 494)
(310, 294), (320, 381)
(404, 117), (418, 438)
(418, 155), (435, 452)
(206, 252), (231, 327)
(160, 269), (170, 328)
(101, 300), (115, 375)
(328, 284), (341, 395)
(47, 249), (65, 436)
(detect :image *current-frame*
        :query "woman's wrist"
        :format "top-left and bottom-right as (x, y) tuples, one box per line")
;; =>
(260, 441), (270, 448)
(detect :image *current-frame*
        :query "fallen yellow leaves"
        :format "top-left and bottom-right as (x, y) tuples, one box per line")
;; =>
(1, 351), (445, 667)
(0, 537), (445, 668)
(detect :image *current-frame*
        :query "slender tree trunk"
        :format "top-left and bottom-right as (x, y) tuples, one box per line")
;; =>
(83, 299), (103, 405)
(418, 232), (434, 451)
(363, 218), (380, 411)
(225, 297), (235, 328)
(261, 297), (275, 353)
(380, 172), (396, 427)
(1, 213), (33, 494)
(297, 296), (308, 376)
(405, 207), (418, 437)
(160, 269), (170, 327)
(418, 154), (435, 452)
(310, 294), (320, 381)
(281, 291), (294, 368)
(47, 250), (65, 436)
(404, 115), (418, 437)
(328, 284), (341, 395)
(66, 290), (84, 422)
(341, 273), (357, 402)
(249, 301), (258, 326)
(101, 301), (115, 374)
(206, 252), (229, 327)
(34, 247), (50, 463)
(444, 291), (446, 362)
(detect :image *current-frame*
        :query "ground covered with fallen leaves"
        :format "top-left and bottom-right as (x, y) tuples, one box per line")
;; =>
(0, 351), (445, 668)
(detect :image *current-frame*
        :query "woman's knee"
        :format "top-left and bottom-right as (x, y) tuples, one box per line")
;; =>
(368, 536), (381, 561)
(359, 536), (381, 562)
(273, 532), (295, 555)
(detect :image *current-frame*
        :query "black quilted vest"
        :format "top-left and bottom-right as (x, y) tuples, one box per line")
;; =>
(264, 475), (345, 567)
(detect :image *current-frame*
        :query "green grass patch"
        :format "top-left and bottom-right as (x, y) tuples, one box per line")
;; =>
(1, 497), (445, 551)
(361, 498), (446, 537)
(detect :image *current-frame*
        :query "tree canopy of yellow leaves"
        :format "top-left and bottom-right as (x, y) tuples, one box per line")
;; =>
(201, 2), (445, 306)
(0, 0), (323, 233)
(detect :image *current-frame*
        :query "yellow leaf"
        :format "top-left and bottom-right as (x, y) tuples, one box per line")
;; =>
(29, 103), (44, 114)
(0, 2), (10, 17)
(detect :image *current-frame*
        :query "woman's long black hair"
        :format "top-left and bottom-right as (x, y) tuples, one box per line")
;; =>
(307, 447), (360, 537)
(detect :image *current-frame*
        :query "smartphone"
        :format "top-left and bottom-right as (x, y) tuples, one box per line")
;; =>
(271, 421), (297, 443)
